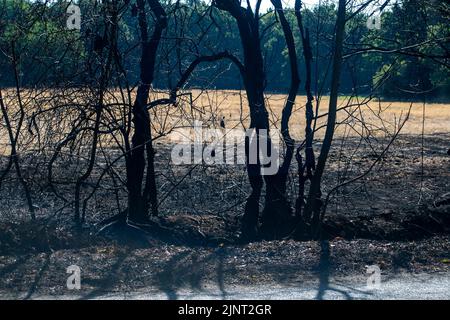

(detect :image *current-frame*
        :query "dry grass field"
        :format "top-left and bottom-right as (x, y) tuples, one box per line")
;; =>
(1, 89), (449, 150)
(172, 90), (450, 137)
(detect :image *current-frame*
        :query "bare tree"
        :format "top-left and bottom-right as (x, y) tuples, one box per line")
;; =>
(125, 0), (168, 226)
(294, 0), (347, 237)
(211, 0), (272, 240)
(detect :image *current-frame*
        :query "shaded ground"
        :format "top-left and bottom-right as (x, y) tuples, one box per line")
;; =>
(0, 237), (449, 299)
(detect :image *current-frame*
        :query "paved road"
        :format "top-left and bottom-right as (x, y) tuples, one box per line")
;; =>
(4, 273), (449, 300)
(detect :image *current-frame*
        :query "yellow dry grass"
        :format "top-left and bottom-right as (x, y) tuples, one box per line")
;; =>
(173, 90), (450, 139)
(0, 89), (449, 155)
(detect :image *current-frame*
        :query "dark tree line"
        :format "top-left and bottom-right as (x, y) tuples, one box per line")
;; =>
(1, 0), (449, 99)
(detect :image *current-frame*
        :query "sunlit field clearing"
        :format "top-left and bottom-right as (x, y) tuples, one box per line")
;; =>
(180, 90), (450, 137)
(1, 89), (449, 155)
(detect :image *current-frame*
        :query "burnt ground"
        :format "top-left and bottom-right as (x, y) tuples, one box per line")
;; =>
(0, 133), (449, 298)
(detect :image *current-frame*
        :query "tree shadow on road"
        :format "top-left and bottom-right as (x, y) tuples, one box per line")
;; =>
(23, 253), (51, 300)
(315, 240), (372, 300)
(80, 250), (130, 299)
(154, 247), (231, 300)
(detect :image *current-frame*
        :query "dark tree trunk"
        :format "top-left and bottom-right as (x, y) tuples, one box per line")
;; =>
(259, 0), (301, 239)
(213, 0), (270, 240)
(0, 45), (35, 221)
(294, 0), (316, 229)
(300, 0), (347, 237)
(127, 0), (167, 224)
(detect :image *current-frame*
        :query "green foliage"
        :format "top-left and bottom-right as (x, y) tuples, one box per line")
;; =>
(0, 0), (85, 86)
(0, 0), (448, 100)
(364, 0), (450, 99)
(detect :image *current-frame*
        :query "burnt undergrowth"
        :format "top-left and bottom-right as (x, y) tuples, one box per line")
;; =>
(1, 198), (448, 256)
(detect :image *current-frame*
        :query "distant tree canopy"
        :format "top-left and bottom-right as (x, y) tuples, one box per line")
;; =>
(0, 0), (449, 100)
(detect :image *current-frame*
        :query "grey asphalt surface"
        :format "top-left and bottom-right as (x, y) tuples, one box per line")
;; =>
(3, 272), (449, 300)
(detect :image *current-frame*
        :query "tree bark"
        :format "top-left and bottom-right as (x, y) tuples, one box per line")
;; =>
(259, 0), (301, 239)
(213, 0), (269, 240)
(301, 0), (347, 237)
(127, 0), (167, 224)
(294, 0), (316, 220)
